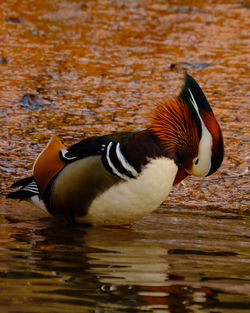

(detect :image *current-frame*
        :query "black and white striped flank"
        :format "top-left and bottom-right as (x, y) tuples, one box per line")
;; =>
(102, 142), (139, 180)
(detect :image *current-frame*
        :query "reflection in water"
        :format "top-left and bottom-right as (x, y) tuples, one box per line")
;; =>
(85, 229), (217, 313)
(86, 230), (169, 286)
(0, 201), (249, 313)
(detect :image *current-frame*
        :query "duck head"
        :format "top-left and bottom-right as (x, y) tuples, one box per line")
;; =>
(150, 74), (224, 181)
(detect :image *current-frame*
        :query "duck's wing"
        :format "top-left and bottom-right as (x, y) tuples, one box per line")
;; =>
(60, 131), (135, 162)
(6, 132), (138, 202)
(6, 135), (66, 200)
(60, 131), (139, 180)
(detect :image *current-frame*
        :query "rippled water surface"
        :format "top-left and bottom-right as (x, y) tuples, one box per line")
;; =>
(0, 0), (249, 312)
(1, 198), (250, 313)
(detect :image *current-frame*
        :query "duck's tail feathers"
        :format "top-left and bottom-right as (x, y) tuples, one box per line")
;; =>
(9, 176), (35, 189)
(6, 176), (39, 200)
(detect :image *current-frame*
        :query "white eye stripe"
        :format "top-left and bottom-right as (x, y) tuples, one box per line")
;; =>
(188, 89), (213, 176)
(188, 88), (200, 116)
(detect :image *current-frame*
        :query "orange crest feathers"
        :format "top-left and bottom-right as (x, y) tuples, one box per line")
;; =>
(150, 98), (199, 166)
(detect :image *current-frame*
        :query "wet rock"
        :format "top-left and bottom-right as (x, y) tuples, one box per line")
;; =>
(169, 5), (189, 13)
(56, 89), (71, 96)
(0, 57), (9, 64)
(20, 94), (50, 110)
(5, 17), (24, 24)
(169, 6), (207, 14)
(36, 87), (45, 94)
(81, 3), (88, 10)
(170, 62), (211, 72)
(241, 1), (250, 9)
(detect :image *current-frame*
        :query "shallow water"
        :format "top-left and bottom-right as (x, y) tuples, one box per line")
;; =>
(0, 0), (250, 312)
(0, 197), (250, 313)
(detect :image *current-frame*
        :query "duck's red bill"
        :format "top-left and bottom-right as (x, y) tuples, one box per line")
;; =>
(174, 168), (189, 185)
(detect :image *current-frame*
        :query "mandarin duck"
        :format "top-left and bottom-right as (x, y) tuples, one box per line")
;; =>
(7, 74), (224, 225)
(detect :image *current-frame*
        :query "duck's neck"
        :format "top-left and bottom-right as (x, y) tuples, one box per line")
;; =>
(124, 129), (177, 172)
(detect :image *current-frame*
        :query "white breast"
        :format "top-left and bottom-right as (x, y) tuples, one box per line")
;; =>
(78, 157), (178, 225)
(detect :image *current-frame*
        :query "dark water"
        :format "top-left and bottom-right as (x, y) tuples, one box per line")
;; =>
(1, 197), (250, 313)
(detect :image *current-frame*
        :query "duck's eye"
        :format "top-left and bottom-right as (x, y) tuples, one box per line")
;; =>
(194, 157), (199, 165)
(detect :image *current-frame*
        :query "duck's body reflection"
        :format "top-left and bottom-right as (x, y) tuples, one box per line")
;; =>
(5, 215), (219, 313)
(86, 228), (169, 286)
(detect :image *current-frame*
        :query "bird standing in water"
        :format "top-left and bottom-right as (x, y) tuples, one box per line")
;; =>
(7, 74), (224, 225)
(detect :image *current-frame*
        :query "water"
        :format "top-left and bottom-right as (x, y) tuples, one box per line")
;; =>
(0, 0), (249, 312)
(0, 197), (249, 313)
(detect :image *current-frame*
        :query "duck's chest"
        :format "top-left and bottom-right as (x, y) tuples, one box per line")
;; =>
(81, 157), (178, 225)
